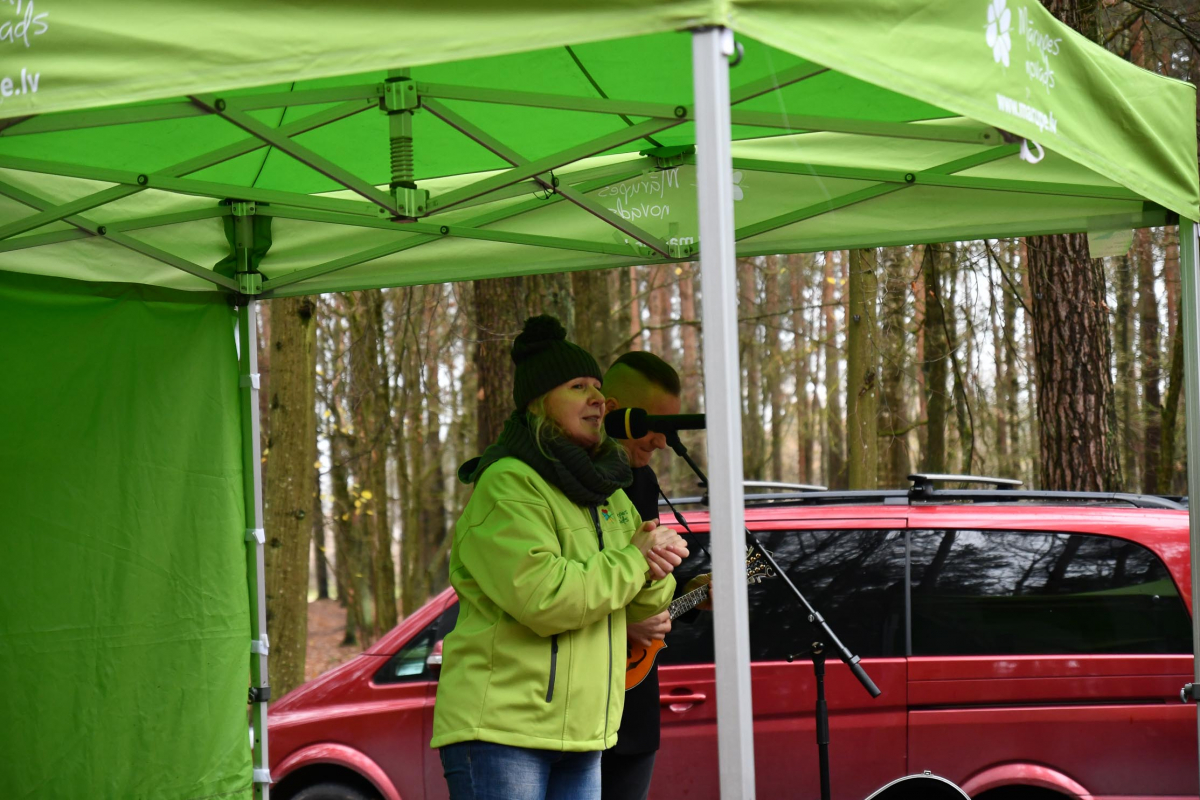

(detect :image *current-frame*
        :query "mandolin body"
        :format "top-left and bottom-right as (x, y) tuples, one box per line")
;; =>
(625, 638), (667, 690)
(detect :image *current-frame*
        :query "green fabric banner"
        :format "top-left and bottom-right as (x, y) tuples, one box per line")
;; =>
(0, 273), (251, 799)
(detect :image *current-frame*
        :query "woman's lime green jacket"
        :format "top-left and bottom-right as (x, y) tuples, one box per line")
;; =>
(430, 456), (676, 752)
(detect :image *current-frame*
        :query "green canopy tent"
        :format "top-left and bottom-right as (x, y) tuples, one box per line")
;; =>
(1, 2), (1197, 798)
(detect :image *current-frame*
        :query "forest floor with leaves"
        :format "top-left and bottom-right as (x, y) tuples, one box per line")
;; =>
(305, 598), (362, 682)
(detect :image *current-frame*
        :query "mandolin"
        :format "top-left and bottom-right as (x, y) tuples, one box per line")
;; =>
(625, 549), (771, 690)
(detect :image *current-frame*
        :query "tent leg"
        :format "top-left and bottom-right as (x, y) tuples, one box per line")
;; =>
(1180, 218), (1200, 785)
(692, 26), (756, 800)
(239, 299), (271, 800)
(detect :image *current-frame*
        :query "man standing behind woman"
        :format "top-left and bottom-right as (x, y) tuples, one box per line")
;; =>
(431, 316), (689, 800)
(599, 352), (698, 800)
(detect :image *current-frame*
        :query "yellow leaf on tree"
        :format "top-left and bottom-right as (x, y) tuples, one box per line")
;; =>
(354, 499), (362, 509)
(313, 461), (322, 469)
(341, 513), (350, 521)
(361, 490), (373, 500)
(323, 409), (331, 419)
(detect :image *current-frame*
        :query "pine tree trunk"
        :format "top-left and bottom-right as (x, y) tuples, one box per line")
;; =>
(330, 430), (368, 647)
(922, 245), (949, 474)
(789, 254), (814, 485)
(878, 247), (910, 487)
(1137, 230), (1162, 493)
(846, 249), (879, 489)
(420, 290), (449, 604)
(1114, 253), (1136, 487)
(763, 257), (785, 482)
(263, 296), (317, 698)
(1002, 240), (1022, 480)
(473, 277), (526, 445)
(739, 259), (764, 479)
(571, 269), (614, 365)
(1159, 297), (1185, 495)
(400, 292), (427, 617)
(944, 245), (974, 473)
(313, 464), (329, 600)
(823, 251), (846, 488)
(1026, 233), (1120, 491)
(628, 266), (642, 350)
(349, 290), (396, 637)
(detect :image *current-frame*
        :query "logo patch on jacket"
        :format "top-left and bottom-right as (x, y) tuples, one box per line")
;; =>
(617, 510), (630, 525)
(600, 507), (612, 521)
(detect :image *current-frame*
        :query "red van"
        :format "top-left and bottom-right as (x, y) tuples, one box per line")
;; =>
(268, 479), (1198, 800)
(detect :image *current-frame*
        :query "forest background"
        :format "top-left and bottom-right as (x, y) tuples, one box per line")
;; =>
(255, 0), (1200, 698)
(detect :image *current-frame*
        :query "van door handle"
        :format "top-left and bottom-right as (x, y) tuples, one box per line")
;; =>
(661, 691), (707, 712)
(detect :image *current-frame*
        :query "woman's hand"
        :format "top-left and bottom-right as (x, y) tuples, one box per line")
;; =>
(632, 521), (689, 580)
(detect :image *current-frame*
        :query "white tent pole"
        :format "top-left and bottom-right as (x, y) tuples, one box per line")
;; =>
(238, 298), (272, 800)
(692, 26), (756, 800)
(1179, 217), (1200, 784)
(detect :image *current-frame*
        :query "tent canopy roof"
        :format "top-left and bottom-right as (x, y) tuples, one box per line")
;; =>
(0, 0), (1195, 295)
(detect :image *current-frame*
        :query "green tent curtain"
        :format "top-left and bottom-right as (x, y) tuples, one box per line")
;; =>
(0, 272), (252, 799)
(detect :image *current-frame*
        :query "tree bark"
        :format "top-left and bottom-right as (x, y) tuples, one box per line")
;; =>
(472, 277), (527, 446)
(846, 248), (879, 489)
(1002, 240), (1022, 480)
(878, 246), (910, 487)
(1159, 297), (1185, 495)
(1114, 253), (1137, 487)
(922, 244), (949, 475)
(739, 258), (765, 479)
(789, 254), (814, 485)
(763, 257), (786, 482)
(263, 296), (317, 698)
(1137, 230), (1162, 493)
(570, 269), (614, 365)
(822, 251), (846, 488)
(1026, 233), (1121, 491)
(312, 463), (329, 600)
(349, 290), (396, 637)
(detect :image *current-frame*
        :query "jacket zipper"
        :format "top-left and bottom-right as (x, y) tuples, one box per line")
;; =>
(546, 634), (558, 703)
(590, 505), (613, 741)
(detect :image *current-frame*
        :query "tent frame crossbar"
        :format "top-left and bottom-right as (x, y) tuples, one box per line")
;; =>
(422, 98), (673, 256)
(733, 144), (1024, 240)
(193, 95), (406, 216)
(424, 116), (683, 213)
(0, 99), (375, 242)
(0, 85), (383, 137)
(0, 177), (238, 291)
(258, 162), (651, 295)
(0, 206), (231, 254)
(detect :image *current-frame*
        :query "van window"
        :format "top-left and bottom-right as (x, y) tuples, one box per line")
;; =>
(657, 529), (906, 666)
(910, 529), (1193, 656)
(374, 604), (459, 684)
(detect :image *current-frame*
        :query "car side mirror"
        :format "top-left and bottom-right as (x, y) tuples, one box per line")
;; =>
(426, 639), (444, 671)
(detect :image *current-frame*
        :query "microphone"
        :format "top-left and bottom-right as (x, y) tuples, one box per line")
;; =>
(604, 407), (706, 439)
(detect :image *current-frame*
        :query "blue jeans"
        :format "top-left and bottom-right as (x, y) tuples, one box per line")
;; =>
(440, 741), (602, 800)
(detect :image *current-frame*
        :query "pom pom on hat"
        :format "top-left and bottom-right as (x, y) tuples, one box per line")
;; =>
(510, 315), (601, 410)
(511, 315), (567, 363)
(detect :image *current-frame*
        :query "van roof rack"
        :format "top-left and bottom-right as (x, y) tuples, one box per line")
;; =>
(660, 472), (1186, 510)
(658, 480), (827, 507)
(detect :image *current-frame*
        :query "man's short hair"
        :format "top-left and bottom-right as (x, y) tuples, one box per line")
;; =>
(610, 351), (681, 396)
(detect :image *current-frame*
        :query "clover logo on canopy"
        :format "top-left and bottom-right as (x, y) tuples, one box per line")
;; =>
(986, 0), (1012, 67)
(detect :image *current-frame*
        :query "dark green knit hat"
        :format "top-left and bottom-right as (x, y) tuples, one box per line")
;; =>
(511, 315), (602, 410)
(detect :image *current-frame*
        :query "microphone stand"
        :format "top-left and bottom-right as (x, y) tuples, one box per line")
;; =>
(662, 430), (881, 800)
